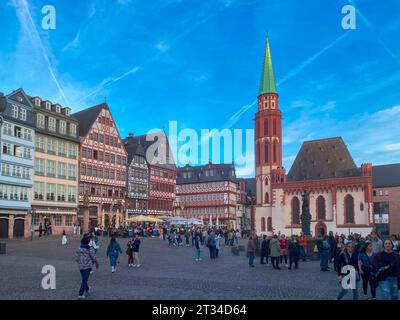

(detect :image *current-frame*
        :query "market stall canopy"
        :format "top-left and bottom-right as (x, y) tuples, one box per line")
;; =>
(187, 218), (204, 225)
(127, 215), (163, 223)
(168, 217), (188, 225)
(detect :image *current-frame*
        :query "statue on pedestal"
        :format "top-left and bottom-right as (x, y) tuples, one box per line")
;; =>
(301, 190), (312, 236)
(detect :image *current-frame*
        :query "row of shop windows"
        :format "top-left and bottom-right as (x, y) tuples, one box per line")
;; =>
(35, 135), (78, 159)
(32, 215), (74, 226)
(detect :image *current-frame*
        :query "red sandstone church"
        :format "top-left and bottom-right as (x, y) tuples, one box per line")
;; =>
(253, 38), (373, 237)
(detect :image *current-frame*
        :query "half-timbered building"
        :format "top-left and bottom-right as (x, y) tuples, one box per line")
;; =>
(175, 163), (238, 229)
(73, 103), (127, 231)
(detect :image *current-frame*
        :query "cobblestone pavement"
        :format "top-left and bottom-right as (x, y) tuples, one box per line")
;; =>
(0, 235), (363, 300)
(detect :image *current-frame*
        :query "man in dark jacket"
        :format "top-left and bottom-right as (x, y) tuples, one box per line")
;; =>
(328, 231), (336, 263)
(337, 242), (359, 300)
(288, 236), (301, 269)
(260, 235), (269, 264)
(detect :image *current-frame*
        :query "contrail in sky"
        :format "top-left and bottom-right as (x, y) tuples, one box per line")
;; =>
(13, 0), (70, 106)
(223, 32), (349, 128)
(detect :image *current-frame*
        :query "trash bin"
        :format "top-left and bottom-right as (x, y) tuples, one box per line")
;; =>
(0, 242), (6, 254)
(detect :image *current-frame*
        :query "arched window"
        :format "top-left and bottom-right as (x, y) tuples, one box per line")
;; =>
(265, 192), (269, 204)
(345, 194), (354, 224)
(360, 202), (364, 211)
(291, 197), (300, 225)
(256, 121), (260, 137)
(264, 120), (269, 136)
(265, 177), (268, 186)
(273, 141), (277, 163)
(273, 119), (277, 135)
(261, 217), (266, 232)
(267, 217), (272, 231)
(317, 196), (326, 220)
(264, 142), (269, 163)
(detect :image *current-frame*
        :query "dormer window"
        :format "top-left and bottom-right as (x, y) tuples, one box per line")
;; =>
(45, 102), (51, 110)
(55, 105), (61, 113)
(34, 98), (41, 107)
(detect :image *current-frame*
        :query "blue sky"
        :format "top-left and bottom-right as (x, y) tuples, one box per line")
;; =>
(1, 0), (399, 177)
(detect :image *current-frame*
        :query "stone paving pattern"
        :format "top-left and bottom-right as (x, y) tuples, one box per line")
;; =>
(0, 236), (362, 300)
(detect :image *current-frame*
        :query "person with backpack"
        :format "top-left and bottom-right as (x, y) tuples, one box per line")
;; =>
(75, 235), (99, 299)
(337, 242), (359, 300)
(372, 239), (400, 300)
(358, 241), (376, 299)
(317, 235), (331, 271)
(106, 236), (122, 273)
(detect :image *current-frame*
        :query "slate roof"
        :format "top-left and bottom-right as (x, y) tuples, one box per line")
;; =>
(286, 137), (361, 182)
(177, 163), (237, 185)
(72, 103), (108, 137)
(124, 132), (176, 170)
(372, 164), (400, 188)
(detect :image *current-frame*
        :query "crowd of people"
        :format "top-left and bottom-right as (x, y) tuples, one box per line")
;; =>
(72, 223), (400, 300)
(244, 230), (400, 300)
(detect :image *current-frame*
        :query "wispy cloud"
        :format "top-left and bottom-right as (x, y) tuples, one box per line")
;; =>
(277, 32), (349, 87)
(76, 65), (141, 104)
(223, 100), (257, 129)
(10, 0), (70, 106)
(348, 0), (397, 60)
(155, 41), (170, 53)
(62, 31), (81, 52)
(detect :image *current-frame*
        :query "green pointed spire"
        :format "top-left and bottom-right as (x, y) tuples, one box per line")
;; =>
(259, 36), (277, 95)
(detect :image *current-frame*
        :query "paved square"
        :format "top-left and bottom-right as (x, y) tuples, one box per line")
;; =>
(0, 235), (355, 300)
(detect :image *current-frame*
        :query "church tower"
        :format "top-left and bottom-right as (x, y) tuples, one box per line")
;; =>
(254, 37), (283, 232)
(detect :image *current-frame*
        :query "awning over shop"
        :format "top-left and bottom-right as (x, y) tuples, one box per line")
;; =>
(34, 210), (77, 215)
